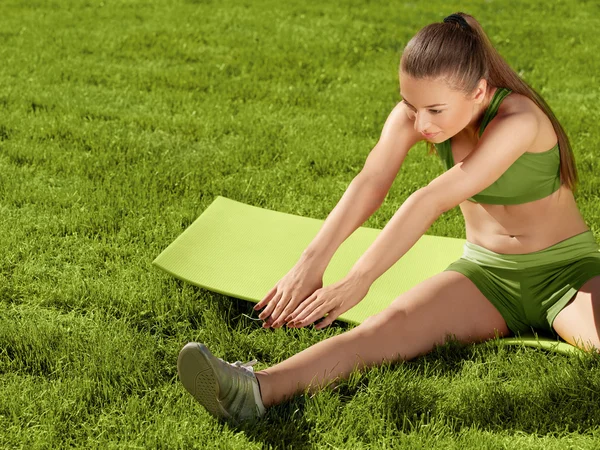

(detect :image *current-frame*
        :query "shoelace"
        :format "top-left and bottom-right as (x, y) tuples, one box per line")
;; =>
(215, 357), (263, 414)
(217, 357), (258, 374)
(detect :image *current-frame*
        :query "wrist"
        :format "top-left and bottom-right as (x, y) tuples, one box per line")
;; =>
(346, 267), (374, 288)
(300, 248), (327, 267)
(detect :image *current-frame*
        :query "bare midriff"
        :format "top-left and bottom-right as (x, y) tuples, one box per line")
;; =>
(460, 184), (590, 254)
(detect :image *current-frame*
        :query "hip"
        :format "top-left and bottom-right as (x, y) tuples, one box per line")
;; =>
(460, 230), (600, 271)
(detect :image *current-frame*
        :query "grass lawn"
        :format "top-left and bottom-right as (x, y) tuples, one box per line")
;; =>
(2, 0), (600, 448)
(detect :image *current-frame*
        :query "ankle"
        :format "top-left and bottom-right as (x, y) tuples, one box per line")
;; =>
(254, 371), (271, 408)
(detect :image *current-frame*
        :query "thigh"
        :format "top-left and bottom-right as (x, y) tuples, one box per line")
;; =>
(553, 275), (600, 352)
(357, 271), (511, 361)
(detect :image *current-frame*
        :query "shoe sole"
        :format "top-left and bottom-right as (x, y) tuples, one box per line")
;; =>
(177, 342), (233, 421)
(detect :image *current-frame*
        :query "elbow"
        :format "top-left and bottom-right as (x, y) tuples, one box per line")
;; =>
(416, 187), (447, 216)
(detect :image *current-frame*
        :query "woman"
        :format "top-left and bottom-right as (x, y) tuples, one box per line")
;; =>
(177, 12), (600, 424)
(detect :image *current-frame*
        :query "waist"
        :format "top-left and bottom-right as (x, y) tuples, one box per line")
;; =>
(462, 230), (600, 269)
(461, 185), (588, 253)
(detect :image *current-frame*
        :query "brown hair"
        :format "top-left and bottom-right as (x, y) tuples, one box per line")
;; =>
(400, 11), (578, 192)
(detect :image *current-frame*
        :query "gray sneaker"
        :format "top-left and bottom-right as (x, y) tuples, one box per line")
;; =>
(177, 342), (266, 424)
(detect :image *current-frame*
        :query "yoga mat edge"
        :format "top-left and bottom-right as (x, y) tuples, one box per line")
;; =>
(154, 196), (583, 355)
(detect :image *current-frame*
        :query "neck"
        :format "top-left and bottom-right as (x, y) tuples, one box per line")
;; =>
(462, 86), (497, 140)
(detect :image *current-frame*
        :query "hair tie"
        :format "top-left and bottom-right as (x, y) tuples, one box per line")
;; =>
(443, 14), (471, 32)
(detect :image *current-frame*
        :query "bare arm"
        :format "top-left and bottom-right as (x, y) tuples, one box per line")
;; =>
(346, 112), (538, 287)
(301, 102), (421, 272)
(300, 176), (388, 272)
(347, 188), (441, 286)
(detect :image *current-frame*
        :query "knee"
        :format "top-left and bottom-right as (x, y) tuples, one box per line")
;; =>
(357, 308), (406, 335)
(358, 313), (379, 332)
(361, 314), (377, 328)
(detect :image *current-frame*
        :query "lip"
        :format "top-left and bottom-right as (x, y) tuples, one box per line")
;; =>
(422, 132), (440, 138)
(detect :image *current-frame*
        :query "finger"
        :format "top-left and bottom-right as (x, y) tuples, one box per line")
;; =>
(285, 291), (317, 322)
(294, 303), (330, 328)
(290, 293), (321, 324)
(279, 305), (298, 324)
(279, 298), (301, 321)
(271, 294), (296, 323)
(262, 317), (276, 329)
(271, 310), (293, 328)
(290, 299), (324, 328)
(286, 294), (317, 326)
(255, 285), (277, 310)
(315, 309), (340, 330)
(277, 291), (315, 325)
(272, 308), (297, 328)
(255, 285), (277, 311)
(259, 290), (283, 320)
(275, 294), (314, 328)
(264, 292), (293, 328)
(263, 312), (281, 327)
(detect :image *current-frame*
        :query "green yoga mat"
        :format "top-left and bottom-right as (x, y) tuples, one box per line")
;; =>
(153, 196), (582, 356)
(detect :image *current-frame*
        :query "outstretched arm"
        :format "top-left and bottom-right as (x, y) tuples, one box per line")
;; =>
(348, 111), (538, 287)
(347, 188), (441, 286)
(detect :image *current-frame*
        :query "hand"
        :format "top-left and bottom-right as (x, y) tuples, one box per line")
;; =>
(254, 256), (325, 329)
(286, 275), (370, 330)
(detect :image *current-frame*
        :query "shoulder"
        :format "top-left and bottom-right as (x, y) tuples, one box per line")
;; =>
(497, 90), (542, 126)
(496, 90), (552, 149)
(481, 99), (539, 151)
(382, 101), (426, 148)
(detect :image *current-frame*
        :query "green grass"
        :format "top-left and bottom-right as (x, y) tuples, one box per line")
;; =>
(2, 0), (600, 448)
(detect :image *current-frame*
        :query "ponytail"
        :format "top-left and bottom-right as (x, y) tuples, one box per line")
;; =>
(400, 12), (578, 193)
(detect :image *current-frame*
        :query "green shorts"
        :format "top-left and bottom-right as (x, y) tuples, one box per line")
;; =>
(444, 230), (600, 337)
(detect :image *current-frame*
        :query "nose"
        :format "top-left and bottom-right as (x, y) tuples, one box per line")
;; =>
(413, 112), (432, 134)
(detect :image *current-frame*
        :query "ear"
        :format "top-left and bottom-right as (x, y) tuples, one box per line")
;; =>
(473, 79), (488, 104)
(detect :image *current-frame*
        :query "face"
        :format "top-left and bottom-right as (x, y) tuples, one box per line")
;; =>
(399, 73), (489, 141)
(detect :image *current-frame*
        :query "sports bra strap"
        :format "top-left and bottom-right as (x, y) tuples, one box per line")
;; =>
(478, 88), (512, 137)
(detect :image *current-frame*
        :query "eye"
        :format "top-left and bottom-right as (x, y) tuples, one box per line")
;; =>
(402, 100), (442, 114)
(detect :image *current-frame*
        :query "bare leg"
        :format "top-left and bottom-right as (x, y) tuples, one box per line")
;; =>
(255, 271), (510, 408)
(553, 275), (600, 352)
(255, 326), (374, 407)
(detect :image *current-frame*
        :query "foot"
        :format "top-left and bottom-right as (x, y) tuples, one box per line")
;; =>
(177, 342), (266, 424)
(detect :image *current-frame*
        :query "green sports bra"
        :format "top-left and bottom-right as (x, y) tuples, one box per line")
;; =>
(433, 87), (561, 205)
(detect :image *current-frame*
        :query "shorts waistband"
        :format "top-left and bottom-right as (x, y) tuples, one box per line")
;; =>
(462, 230), (600, 270)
